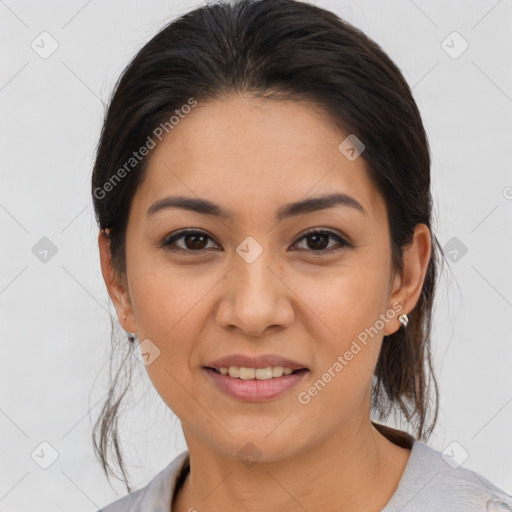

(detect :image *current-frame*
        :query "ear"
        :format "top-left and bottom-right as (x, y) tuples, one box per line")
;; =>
(98, 230), (137, 334)
(383, 223), (432, 335)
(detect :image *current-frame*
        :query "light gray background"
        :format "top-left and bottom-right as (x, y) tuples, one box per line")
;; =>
(1, 0), (511, 510)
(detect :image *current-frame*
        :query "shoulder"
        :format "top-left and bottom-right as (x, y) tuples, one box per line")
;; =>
(383, 440), (512, 512)
(97, 451), (190, 512)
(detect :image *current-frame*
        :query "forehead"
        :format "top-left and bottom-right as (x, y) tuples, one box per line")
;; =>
(133, 93), (383, 223)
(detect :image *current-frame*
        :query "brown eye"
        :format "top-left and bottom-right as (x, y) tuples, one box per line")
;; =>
(162, 230), (219, 252)
(161, 228), (350, 255)
(293, 229), (350, 253)
(182, 233), (208, 250)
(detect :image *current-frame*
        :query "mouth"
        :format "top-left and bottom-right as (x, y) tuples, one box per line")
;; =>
(204, 365), (308, 380)
(202, 363), (309, 402)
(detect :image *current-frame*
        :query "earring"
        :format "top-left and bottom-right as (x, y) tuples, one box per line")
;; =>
(398, 313), (409, 328)
(123, 314), (135, 343)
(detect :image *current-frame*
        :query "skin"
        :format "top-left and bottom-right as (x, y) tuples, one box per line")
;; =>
(99, 92), (431, 512)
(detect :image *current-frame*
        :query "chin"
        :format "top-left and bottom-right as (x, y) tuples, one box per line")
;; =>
(207, 428), (309, 466)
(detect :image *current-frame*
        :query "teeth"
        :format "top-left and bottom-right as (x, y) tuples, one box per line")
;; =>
(272, 366), (284, 377)
(255, 367), (272, 380)
(239, 367), (255, 379)
(216, 366), (299, 379)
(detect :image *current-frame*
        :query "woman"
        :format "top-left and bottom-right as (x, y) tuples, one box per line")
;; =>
(91, 0), (512, 510)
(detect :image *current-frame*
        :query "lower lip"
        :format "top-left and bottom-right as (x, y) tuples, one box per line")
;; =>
(204, 368), (309, 402)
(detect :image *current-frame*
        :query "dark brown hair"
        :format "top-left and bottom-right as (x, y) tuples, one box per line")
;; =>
(91, 0), (444, 492)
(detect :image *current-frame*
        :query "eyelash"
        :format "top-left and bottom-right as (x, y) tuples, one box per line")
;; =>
(161, 228), (351, 255)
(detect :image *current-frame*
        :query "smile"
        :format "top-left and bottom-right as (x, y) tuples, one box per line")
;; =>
(211, 365), (298, 379)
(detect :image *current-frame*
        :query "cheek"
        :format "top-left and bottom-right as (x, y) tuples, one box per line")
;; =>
(296, 255), (391, 343)
(125, 253), (206, 394)
(292, 257), (390, 403)
(126, 259), (207, 417)
(127, 248), (206, 340)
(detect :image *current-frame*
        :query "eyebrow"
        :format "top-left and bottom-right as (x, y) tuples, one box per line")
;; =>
(146, 192), (367, 221)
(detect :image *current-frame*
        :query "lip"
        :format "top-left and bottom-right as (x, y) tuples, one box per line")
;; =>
(202, 353), (309, 402)
(204, 367), (309, 402)
(205, 353), (308, 371)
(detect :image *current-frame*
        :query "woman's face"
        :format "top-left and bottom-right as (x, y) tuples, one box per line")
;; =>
(102, 93), (422, 462)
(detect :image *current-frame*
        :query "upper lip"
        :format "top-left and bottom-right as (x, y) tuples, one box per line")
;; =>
(205, 353), (308, 370)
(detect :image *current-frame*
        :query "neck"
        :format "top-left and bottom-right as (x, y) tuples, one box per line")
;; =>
(173, 418), (411, 512)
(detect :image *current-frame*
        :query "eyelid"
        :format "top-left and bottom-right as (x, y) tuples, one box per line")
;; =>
(297, 227), (351, 245)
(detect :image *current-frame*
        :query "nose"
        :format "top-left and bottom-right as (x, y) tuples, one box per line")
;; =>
(215, 242), (295, 337)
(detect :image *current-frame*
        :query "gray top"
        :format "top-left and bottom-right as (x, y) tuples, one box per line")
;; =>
(98, 441), (512, 511)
